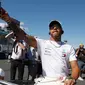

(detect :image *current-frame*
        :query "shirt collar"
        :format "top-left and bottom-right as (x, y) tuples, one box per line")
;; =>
(50, 40), (63, 48)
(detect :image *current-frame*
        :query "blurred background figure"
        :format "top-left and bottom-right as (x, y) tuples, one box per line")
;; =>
(25, 46), (42, 82)
(10, 39), (27, 80)
(5, 31), (27, 80)
(76, 43), (85, 81)
(0, 68), (5, 80)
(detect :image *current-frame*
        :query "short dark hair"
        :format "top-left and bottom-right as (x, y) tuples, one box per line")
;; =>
(49, 20), (62, 29)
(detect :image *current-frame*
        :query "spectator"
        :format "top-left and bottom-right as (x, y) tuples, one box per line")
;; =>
(10, 39), (27, 80)
(5, 32), (27, 80)
(36, 55), (42, 78)
(26, 47), (39, 81)
(76, 44), (85, 81)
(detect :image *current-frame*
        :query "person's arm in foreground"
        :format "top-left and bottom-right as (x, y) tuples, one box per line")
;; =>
(64, 60), (80, 85)
(0, 7), (37, 48)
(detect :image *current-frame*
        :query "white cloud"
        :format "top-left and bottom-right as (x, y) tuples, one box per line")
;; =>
(20, 22), (24, 25)
(0, 23), (8, 31)
(0, 22), (29, 33)
(20, 26), (25, 31)
(0, 23), (8, 29)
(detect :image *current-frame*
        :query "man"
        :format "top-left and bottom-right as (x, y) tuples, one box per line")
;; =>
(10, 40), (27, 80)
(76, 44), (85, 81)
(0, 7), (80, 85)
(5, 31), (27, 80)
(26, 46), (39, 81)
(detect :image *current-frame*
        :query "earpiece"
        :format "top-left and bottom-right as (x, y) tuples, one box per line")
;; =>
(49, 32), (50, 35)
(62, 30), (64, 34)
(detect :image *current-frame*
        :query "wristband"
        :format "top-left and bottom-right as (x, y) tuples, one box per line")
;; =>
(65, 76), (76, 83)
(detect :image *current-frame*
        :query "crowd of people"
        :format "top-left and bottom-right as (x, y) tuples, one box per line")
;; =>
(5, 32), (42, 81)
(0, 6), (85, 85)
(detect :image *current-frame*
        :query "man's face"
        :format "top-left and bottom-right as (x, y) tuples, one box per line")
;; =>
(80, 45), (84, 48)
(49, 26), (62, 39)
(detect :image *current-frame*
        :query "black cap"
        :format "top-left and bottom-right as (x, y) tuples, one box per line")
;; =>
(49, 20), (62, 29)
(49, 20), (64, 34)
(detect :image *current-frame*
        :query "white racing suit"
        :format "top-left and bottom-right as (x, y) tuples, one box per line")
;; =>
(34, 76), (66, 85)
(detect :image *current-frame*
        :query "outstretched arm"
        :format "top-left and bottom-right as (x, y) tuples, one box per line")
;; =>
(64, 60), (80, 85)
(0, 7), (37, 48)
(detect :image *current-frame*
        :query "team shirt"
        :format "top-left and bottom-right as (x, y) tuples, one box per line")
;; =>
(36, 38), (77, 78)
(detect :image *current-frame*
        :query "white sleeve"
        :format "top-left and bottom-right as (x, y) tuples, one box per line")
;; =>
(68, 46), (77, 61)
(36, 38), (43, 56)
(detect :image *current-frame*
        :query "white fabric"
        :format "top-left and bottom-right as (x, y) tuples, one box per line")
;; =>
(34, 77), (64, 85)
(11, 41), (26, 60)
(5, 31), (14, 38)
(0, 68), (5, 77)
(78, 76), (84, 81)
(30, 47), (35, 56)
(28, 47), (39, 62)
(36, 39), (77, 78)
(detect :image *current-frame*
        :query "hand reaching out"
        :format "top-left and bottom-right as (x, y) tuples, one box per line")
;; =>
(0, 7), (10, 22)
(0, 7), (27, 44)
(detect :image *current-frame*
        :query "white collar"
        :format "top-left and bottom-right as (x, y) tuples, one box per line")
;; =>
(49, 40), (63, 48)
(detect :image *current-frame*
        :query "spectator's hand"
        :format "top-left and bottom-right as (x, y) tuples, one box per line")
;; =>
(0, 7), (10, 22)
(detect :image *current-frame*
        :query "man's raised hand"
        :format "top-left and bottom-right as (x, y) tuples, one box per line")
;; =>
(0, 7), (11, 23)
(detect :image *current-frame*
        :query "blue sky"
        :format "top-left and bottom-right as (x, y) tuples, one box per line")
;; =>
(0, 0), (85, 48)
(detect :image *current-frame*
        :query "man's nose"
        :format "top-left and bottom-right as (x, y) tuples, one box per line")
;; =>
(53, 27), (58, 30)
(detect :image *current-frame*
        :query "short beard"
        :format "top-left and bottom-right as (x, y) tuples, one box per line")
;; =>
(50, 34), (61, 41)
